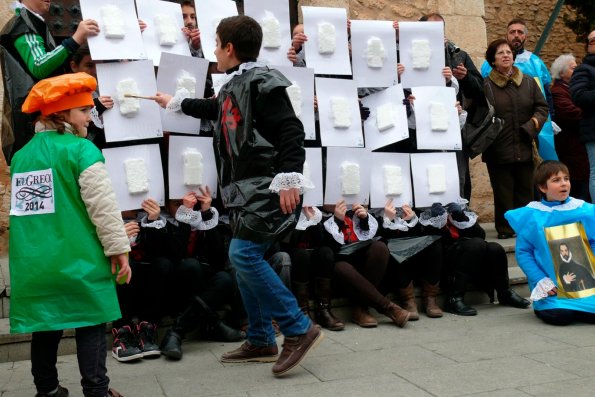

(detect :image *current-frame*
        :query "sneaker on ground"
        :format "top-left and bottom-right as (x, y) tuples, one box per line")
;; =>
(137, 321), (160, 358)
(112, 325), (143, 362)
(272, 324), (324, 377)
(35, 385), (69, 397)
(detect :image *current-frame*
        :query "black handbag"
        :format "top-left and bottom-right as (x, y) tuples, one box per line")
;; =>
(462, 82), (504, 159)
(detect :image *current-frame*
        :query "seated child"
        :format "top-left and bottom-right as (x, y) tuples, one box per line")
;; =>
(506, 161), (595, 325)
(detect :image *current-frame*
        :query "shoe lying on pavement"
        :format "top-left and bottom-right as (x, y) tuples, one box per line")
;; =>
(112, 326), (143, 362)
(220, 341), (279, 363)
(137, 321), (160, 358)
(272, 324), (324, 377)
(35, 385), (69, 397)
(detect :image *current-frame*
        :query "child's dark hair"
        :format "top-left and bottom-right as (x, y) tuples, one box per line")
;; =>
(71, 45), (91, 66)
(216, 15), (262, 62)
(534, 160), (570, 197)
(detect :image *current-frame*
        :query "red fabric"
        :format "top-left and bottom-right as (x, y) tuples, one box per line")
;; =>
(341, 217), (360, 244)
(187, 230), (198, 257)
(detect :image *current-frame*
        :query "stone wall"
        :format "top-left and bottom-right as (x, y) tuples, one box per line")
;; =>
(485, 0), (586, 67)
(0, 2), (12, 255)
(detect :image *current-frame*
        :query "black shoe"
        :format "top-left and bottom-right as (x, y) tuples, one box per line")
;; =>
(111, 325), (143, 362)
(160, 329), (183, 360)
(498, 289), (531, 309)
(497, 233), (515, 239)
(445, 297), (477, 316)
(35, 385), (69, 397)
(201, 320), (246, 342)
(137, 321), (160, 358)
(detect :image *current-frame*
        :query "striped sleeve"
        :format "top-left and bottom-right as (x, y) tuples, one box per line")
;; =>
(14, 33), (71, 80)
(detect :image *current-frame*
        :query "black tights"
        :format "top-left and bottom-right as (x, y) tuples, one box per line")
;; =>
(333, 241), (390, 308)
(292, 246), (335, 283)
(390, 240), (443, 289)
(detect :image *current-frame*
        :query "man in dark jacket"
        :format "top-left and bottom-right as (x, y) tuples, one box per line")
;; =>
(0, 0), (98, 162)
(570, 30), (595, 202)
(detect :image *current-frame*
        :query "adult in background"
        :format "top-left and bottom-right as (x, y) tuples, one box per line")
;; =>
(550, 54), (589, 201)
(570, 30), (595, 202)
(0, 0), (99, 162)
(482, 39), (549, 239)
(481, 18), (557, 162)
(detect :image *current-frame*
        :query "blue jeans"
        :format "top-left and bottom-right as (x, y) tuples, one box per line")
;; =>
(230, 238), (311, 347)
(31, 323), (109, 397)
(585, 142), (595, 201)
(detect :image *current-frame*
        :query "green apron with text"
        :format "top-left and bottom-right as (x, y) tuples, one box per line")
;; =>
(9, 131), (121, 333)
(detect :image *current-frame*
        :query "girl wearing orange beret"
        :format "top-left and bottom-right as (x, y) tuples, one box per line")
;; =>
(9, 72), (130, 397)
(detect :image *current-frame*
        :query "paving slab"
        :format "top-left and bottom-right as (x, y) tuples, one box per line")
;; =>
(519, 376), (595, 397)
(395, 356), (578, 397)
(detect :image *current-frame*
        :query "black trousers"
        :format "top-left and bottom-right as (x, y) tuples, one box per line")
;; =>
(291, 246), (335, 283)
(535, 308), (595, 326)
(31, 324), (108, 397)
(486, 161), (534, 235)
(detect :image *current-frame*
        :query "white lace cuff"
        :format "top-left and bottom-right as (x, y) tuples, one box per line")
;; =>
(383, 215), (419, 231)
(296, 207), (322, 231)
(324, 216), (345, 245)
(269, 172), (315, 194)
(530, 277), (557, 302)
(419, 211), (448, 229)
(140, 214), (166, 229)
(166, 88), (190, 113)
(353, 215), (378, 241)
(448, 211), (478, 230)
(175, 206), (219, 231)
(90, 106), (104, 128)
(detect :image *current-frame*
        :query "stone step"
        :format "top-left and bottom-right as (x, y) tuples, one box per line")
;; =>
(0, 223), (529, 362)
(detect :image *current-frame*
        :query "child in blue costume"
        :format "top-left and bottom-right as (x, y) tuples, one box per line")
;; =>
(506, 161), (595, 325)
(153, 15), (322, 376)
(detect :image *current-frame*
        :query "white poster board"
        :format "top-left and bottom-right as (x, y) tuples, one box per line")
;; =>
(194, 0), (238, 62)
(136, 0), (191, 66)
(274, 65), (316, 140)
(212, 73), (226, 96)
(370, 152), (412, 209)
(244, 0), (292, 67)
(168, 135), (218, 199)
(412, 86), (462, 151)
(361, 85), (409, 150)
(103, 144), (165, 211)
(80, 0), (146, 60)
(157, 53), (209, 134)
(324, 147), (371, 205)
(398, 21), (445, 88)
(303, 148), (324, 206)
(316, 77), (364, 148)
(302, 6), (351, 75)
(410, 152), (459, 208)
(350, 20), (398, 88)
(96, 60), (163, 142)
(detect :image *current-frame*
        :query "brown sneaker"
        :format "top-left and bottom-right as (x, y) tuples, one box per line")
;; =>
(272, 324), (324, 377)
(220, 341), (278, 363)
(351, 305), (378, 328)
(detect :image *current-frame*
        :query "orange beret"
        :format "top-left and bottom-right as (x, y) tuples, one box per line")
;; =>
(22, 72), (97, 116)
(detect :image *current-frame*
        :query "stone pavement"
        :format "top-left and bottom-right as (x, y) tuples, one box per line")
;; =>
(2, 304), (595, 397)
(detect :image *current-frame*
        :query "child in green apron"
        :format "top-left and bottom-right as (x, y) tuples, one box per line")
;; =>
(10, 72), (131, 397)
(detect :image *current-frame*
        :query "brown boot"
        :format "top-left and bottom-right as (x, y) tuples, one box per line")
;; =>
(423, 282), (443, 318)
(379, 298), (410, 328)
(292, 281), (311, 318)
(398, 281), (419, 321)
(314, 277), (345, 331)
(351, 304), (378, 327)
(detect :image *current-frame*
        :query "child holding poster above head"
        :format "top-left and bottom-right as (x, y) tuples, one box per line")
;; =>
(506, 161), (595, 326)
(9, 73), (130, 397)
